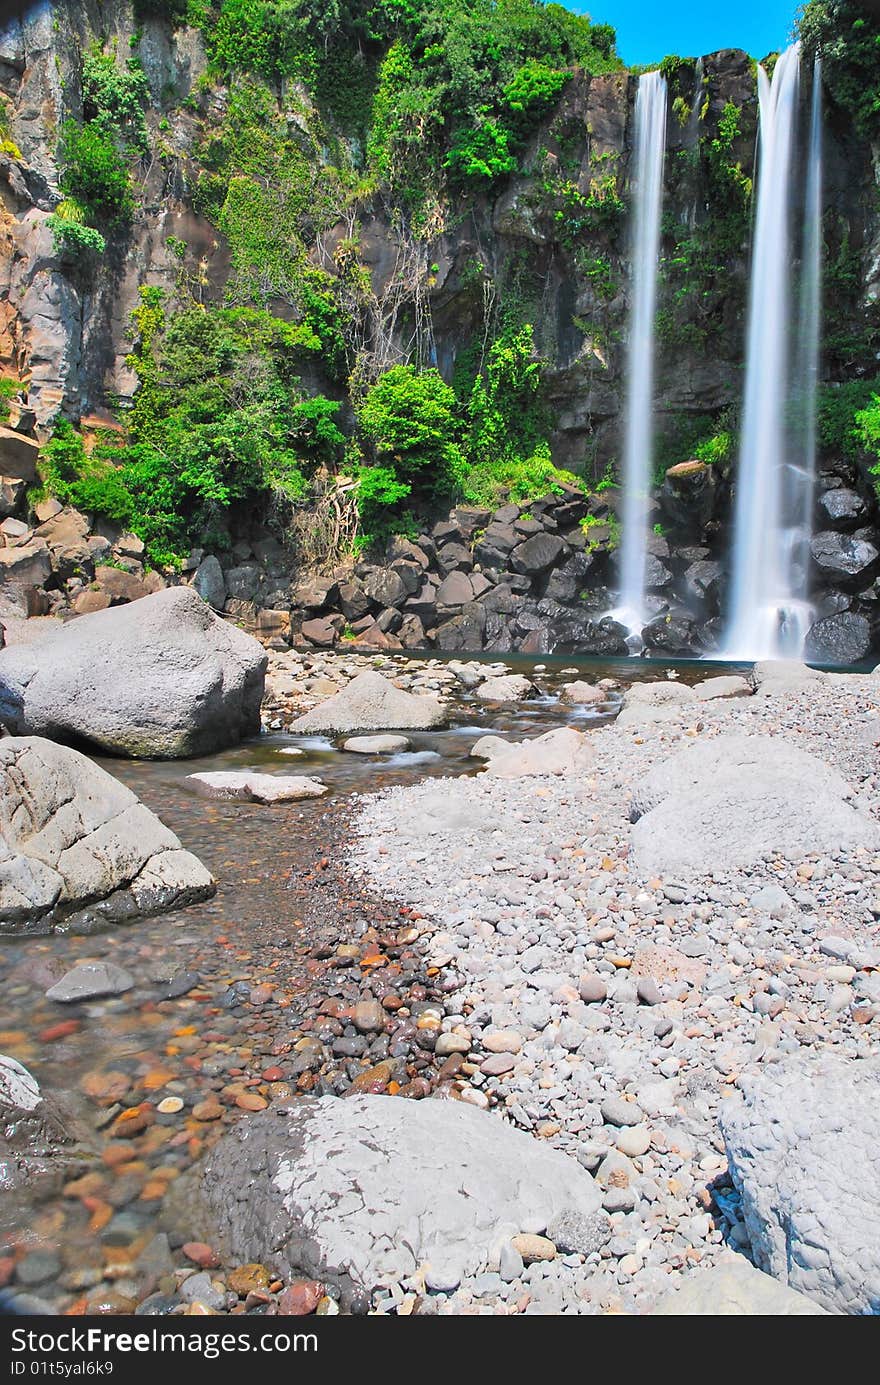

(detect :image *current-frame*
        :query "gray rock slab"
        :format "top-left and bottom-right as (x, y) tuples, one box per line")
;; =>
(653, 1257), (831, 1315)
(630, 736), (877, 875)
(721, 1056), (880, 1315)
(46, 961), (134, 1003)
(0, 737), (214, 936)
(182, 1094), (601, 1304)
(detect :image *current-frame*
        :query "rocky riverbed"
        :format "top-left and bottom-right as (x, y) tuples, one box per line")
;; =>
(349, 661), (880, 1314)
(1, 645), (878, 1316)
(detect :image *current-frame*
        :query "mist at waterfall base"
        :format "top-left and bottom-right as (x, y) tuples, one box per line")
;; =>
(612, 44), (824, 664)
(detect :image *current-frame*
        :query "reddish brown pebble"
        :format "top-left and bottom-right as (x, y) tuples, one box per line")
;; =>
(278, 1281), (323, 1316)
(182, 1243), (220, 1269)
(40, 1020), (80, 1042)
(261, 1066), (284, 1082)
(228, 1263), (271, 1296)
(192, 1098), (223, 1122)
(236, 1092), (267, 1112)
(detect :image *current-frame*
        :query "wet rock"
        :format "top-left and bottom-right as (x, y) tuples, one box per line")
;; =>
(805, 611), (874, 666)
(0, 737), (214, 936)
(817, 487), (867, 529)
(185, 772), (327, 803)
(810, 530), (879, 588)
(46, 961), (134, 1003)
(475, 674), (536, 702)
(0, 587), (266, 758)
(342, 735), (410, 754)
(0, 1055), (89, 1212)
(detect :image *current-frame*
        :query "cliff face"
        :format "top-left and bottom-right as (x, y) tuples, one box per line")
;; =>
(1, 3), (875, 456)
(0, 1), (878, 662)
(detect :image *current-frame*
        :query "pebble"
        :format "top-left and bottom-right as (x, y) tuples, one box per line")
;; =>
(601, 1096), (644, 1128)
(511, 1234), (556, 1264)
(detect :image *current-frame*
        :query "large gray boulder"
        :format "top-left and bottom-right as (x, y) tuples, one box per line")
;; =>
(481, 726), (595, 778)
(179, 1094), (602, 1307)
(630, 735), (878, 875)
(652, 1257), (830, 1315)
(0, 586), (266, 757)
(0, 737), (214, 936)
(290, 670), (446, 733)
(721, 1057), (880, 1315)
(630, 734), (851, 821)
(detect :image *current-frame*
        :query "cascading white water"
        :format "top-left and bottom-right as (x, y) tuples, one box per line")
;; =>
(723, 44), (822, 659)
(616, 71), (667, 640)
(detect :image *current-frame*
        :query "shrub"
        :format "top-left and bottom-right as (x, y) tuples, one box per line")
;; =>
(58, 120), (133, 225)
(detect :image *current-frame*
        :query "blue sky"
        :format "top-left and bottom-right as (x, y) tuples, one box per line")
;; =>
(576, 1), (800, 67)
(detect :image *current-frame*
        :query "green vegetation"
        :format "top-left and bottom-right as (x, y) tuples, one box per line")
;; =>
(816, 377), (880, 499)
(39, 289), (346, 566)
(798, 0), (880, 139)
(658, 103), (752, 348)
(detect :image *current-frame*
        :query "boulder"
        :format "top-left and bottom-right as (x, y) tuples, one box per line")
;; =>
(0, 475), (27, 518)
(623, 680), (697, 708)
(342, 735), (410, 754)
(0, 736), (214, 936)
(192, 555), (226, 610)
(185, 772), (326, 803)
(810, 530), (879, 588)
(0, 587), (267, 758)
(299, 617), (338, 648)
(660, 458), (717, 534)
(34, 508), (91, 579)
(435, 543), (472, 574)
(92, 565), (148, 604)
(434, 604), (486, 651)
(653, 1257), (830, 1315)
(475, 674), (536, 702)
(224, 565), (261, 604)
(692, 675), (753, 700)
(642, 608), (699, 654)
(560, 680), (606, 705)
(177, 1093), (601, 1306)
(721, 1056), (880, 1315)
(816, 487), (867, 529)
(290, 670), (447, 733)
(510, 532), (567, 577)
(483, 726), (595, 778)
(0, 539), (51, 588)
(804, 612), (874, 666)
(469, 734), (513, 760)
(435, 571), (476, 608)
(630, 733), (852, 822)
(0, 426), (39, 483)
(364, 569), (407, 610)
(630, 734), (878, 875)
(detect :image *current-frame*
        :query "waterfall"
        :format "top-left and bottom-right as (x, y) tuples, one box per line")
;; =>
(723, 44), (822, 659)
(616, 70), (667, 641)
